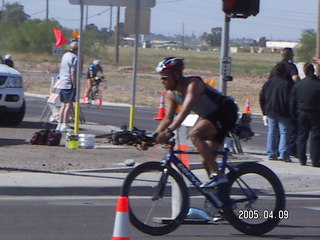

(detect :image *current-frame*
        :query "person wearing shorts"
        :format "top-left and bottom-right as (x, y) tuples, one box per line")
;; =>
(56, 40), (78, 132)
(141, 57), (239, 188)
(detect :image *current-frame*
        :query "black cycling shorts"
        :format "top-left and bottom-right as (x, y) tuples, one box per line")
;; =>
(60, 88), (76, 103)
(206, 98), (239, 144)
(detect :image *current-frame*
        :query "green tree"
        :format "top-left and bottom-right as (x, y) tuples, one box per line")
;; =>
(296, 29), (316, 62)
(200, 27), (222, 47)
(3, 2), (29, 27)
(3, 19), (61, 53)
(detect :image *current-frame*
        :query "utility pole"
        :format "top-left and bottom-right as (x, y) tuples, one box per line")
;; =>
(115, 6), (120, 65)
(109, 6), (113, 32)
(85, 5), (88, 26)
(2, 0), (5, 20)
(316, 0), (320, 75)
(181, 23), (185, 48)
(46, 0), (49, 20)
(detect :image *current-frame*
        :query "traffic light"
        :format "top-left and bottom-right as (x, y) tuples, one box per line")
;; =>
(223, 0), (259, 17)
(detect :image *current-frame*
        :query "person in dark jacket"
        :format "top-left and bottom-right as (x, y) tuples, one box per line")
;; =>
(260, 63), (294, 162)
(279, 48), (300, 158)
(290, 62), (320, 167)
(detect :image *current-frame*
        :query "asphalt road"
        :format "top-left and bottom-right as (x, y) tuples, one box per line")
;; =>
(0, 196), (318, 240)
(25, 95), (267, 153)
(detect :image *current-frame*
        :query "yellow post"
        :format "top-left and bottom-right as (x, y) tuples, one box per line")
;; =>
(129, 105), (135, 130)
(74, 102), (80, 134)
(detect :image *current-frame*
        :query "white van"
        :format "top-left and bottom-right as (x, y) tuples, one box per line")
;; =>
(0, 56), (25, 126)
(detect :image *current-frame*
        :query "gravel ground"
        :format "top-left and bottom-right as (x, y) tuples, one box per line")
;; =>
(0, 116), (159, 171)
(0, 116), (254, 172)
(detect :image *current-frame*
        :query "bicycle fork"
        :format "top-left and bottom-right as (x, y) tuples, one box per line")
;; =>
(152, 168), (169, 201)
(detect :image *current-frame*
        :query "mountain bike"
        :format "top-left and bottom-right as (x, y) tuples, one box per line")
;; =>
(121, 130), (286, 236)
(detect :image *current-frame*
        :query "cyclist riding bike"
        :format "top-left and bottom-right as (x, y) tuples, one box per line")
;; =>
(141, 57), (239, 188)
(85, 60), (104, 103)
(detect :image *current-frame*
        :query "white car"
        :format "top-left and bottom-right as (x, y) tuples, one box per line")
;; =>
(0, 56), (25, 126)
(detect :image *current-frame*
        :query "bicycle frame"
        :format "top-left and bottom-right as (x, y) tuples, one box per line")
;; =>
(161, 146), (231, 208)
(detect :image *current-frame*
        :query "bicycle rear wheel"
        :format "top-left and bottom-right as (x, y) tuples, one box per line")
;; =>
(121, 162), (189, 235)
(221, 162), (286, 235)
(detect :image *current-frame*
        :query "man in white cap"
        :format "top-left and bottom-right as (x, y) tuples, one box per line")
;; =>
(56, 39), (78, 132)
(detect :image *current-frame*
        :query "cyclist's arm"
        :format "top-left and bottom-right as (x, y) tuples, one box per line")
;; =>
(166, 79), (202, 131)
(88, 69), (94, 79)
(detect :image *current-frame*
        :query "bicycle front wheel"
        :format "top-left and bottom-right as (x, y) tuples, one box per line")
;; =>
(121, 161), (189, 235)
(221, 162), (286, 235)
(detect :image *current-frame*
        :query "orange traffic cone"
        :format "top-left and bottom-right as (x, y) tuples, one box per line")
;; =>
(112, 196), (131, 240)
(244, 96), (251, 114)
(178, 144), (190, 169)
(154, 92), (166, 120)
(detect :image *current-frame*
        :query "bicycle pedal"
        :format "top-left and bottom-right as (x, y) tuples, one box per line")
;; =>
(212, 213), (225, 222)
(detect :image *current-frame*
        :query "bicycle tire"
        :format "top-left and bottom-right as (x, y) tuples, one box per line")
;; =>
(221, 162), (285, 235)
(121, 161), (189, 235)
(87, 89), (94, 105)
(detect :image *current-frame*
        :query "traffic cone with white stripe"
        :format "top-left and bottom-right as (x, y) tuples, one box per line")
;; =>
(244, 96), (251, 114)
(154, 92), (166, 120)
(112, 196), (131, 240)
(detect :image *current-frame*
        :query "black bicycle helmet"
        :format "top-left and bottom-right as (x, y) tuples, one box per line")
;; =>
(156, 57), (184, 73)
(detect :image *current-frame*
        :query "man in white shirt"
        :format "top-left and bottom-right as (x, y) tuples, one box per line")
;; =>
(56, 40), (78, 132)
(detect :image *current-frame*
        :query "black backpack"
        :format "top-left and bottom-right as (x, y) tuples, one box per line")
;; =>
(30, 129), (62, 146)
(30, 129), (49, 145)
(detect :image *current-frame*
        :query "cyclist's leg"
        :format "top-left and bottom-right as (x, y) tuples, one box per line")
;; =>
(85, 78), (92, 98)
(189, 119), (222, 177)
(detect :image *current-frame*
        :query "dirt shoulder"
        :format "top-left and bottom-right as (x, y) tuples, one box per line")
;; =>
(0, 116), (256, 172)
(0, 116), (159, 172)
(16, 60), (266, 113)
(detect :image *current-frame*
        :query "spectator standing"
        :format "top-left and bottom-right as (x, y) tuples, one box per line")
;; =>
(278, 48), (300, 158)
(4, 54), (14, 68)
(290, 63), (320, 167)
(279, 48), (300, 83)
(56, 40), (78, 132)
(260, 63), (293, 162)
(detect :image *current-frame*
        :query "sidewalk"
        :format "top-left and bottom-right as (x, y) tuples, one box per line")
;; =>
(0, 151), (319, 197)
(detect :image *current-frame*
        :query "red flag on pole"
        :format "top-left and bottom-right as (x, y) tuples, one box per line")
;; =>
(53, 27), (68, 48)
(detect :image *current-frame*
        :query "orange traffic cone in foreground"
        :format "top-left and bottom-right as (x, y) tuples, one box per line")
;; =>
(154, 92), (166, 120)
(244, 96), (251, 114)
(112, 196), (131, 240)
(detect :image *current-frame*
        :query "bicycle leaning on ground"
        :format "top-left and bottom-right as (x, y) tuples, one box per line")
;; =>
(121, 129), (286, 236)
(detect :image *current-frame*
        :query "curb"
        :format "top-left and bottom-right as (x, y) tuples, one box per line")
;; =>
(0, 186), (122, 197)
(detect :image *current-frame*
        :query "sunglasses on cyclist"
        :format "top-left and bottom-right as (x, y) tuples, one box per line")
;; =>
(160, 76), (169, 80)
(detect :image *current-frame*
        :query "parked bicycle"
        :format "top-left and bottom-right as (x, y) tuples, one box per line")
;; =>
(121, 129), (286, 236)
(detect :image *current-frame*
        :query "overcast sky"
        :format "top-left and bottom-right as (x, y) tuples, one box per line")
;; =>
(3, 0), (318, 41)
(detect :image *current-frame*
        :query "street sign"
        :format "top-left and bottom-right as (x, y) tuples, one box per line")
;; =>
(69, 0), (156, 8)
(222, 56), (233, 81)
(51, 44), (63, 56)
(124, 7), (150, 34)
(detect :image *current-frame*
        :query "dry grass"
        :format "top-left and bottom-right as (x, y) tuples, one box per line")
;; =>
(15, 48), (281, 113)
